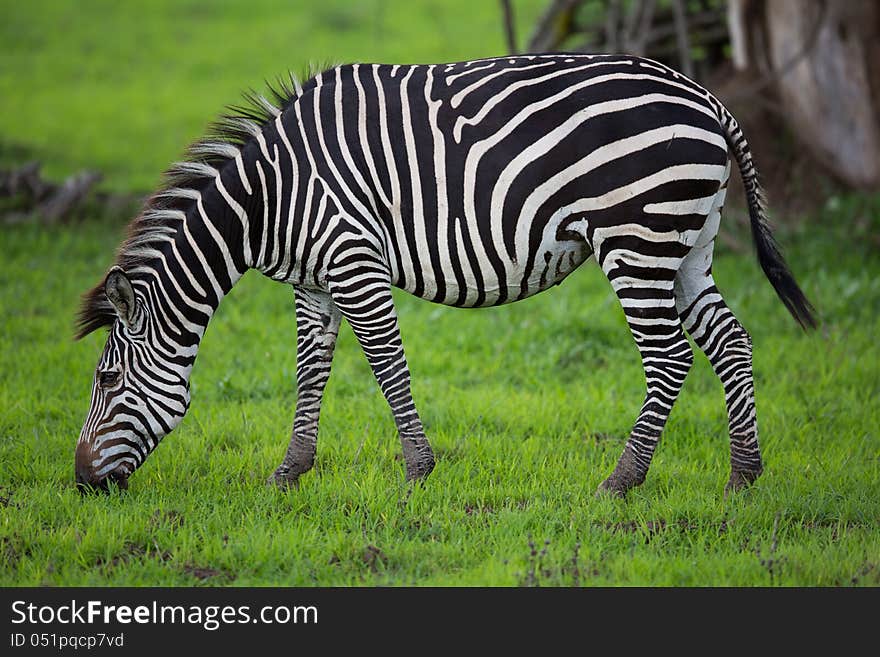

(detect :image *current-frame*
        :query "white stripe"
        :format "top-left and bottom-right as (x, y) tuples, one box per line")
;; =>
(450, 60), (557, 111)
(445, 61), (496, 85)
(234, 152), (252, 195)
(254, 160), (270, 269)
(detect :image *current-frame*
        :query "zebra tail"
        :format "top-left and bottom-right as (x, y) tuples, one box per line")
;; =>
(719, 107), (818, 330)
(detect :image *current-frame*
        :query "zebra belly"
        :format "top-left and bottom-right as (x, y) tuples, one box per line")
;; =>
(400, 220), (594, 308)
(523, 236), (594, 298)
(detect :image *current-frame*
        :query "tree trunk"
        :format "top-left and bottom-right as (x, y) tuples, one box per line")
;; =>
(732, 0), (880, 190)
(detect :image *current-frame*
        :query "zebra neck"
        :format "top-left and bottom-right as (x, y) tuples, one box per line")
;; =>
(141, 178), (258, 352)
(143, 112), (320, 354)
(233, 127), (308, 283)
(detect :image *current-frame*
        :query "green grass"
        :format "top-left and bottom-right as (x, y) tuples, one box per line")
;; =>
(2, 195), (879, 586)
(1, 1), (879, 587)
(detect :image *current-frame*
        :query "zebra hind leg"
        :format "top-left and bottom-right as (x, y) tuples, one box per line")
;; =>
(675, 256), (763, 495)
(269, 287), (342, 489)
(596, 253), (694, 497)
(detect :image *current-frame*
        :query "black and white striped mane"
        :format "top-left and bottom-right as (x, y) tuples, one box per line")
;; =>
(75, 70), (324, 340)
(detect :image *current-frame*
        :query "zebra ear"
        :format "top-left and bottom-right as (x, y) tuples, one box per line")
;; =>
(104, 266), (138, 328)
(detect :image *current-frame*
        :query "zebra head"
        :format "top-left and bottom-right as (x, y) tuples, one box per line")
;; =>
(75, 267), (191, 493)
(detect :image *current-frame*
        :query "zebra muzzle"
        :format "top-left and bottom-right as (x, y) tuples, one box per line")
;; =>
(76, 468), (130, 495)
(76, 444), (130, 494)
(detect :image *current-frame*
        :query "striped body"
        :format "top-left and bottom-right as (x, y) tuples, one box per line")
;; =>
(74, 54), (815, 496)
(256, 55), (727, 305)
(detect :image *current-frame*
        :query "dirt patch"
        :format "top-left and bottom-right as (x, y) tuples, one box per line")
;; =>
(0, 486), (18, 509)
(96, 541), (172, 569)
(516, 537), (589, 587)
(600, 519), (668, 541)
(2, 536), (29, 565)
(464, 503), (495, 515)
(801, 519), (867, 542)
(182, 563), (235, 583)
(361, 545), (387, 573)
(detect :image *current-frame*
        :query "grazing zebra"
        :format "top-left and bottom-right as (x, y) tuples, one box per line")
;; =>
(74, 53), (815, 497)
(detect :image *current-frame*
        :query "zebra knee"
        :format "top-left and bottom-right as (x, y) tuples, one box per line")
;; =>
(679, 339), (696, 371)
(661, 333), (695, 381)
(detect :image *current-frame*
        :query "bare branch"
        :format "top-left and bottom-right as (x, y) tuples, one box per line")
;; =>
(623, 0), (657, 55)
(727, 0), (750, 69)
(604, 0), (622, 53)
(1, 162), (104, 225)
(527, 0), (581, 53)
(500, 0), (518, 55)
(643, 8), (725, 44)
(670, 0), (694, 77)
(727, 0), (828, 104)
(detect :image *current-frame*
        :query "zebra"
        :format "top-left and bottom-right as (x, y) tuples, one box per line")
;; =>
(74, 53), (815, 497)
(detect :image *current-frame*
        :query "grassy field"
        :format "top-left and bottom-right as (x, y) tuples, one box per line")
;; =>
(0, 0), (545, 190)
(1, 2), (878, 587)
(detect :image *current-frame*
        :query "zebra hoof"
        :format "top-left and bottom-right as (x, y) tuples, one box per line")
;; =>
(404, 456), (436, 484)
(268, 468), (301, 491)
(595, 454), (646, 498)
(724, 468), (763, 496)
(595, 477), (629, 499)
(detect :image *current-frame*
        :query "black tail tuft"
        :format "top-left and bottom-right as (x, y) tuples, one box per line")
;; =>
(748, 201), (818, 330)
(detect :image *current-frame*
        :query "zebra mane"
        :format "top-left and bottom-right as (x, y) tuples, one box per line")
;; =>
(75, 66), (329, 340)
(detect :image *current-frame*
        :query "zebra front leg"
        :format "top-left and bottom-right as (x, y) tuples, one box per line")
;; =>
(270, 287), (341, 489)
(329, 270), (435, 483)
(597, 281), (694, 497)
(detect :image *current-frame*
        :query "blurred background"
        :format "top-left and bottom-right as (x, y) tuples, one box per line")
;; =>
(2, 0), (879, 222)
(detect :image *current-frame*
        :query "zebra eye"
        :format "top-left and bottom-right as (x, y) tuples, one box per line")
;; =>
(99, 371), (121, 388)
